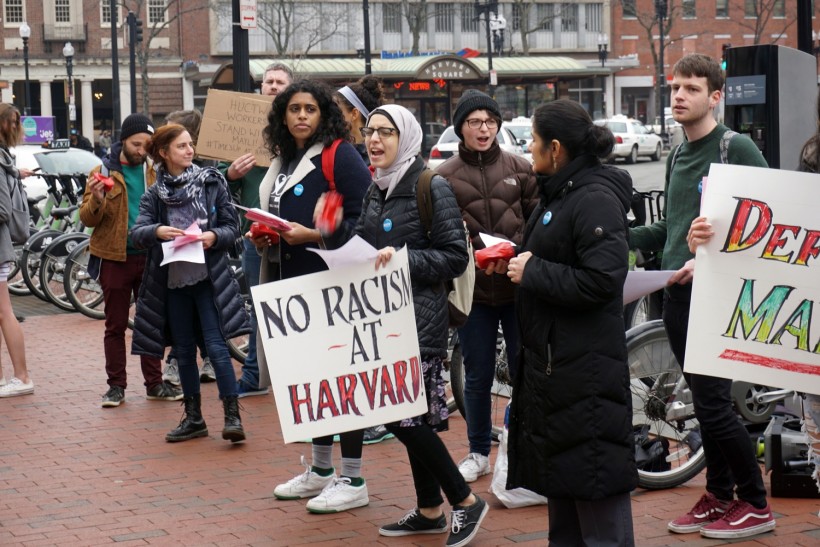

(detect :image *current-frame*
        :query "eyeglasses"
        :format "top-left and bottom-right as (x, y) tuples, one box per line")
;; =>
(361, 127), (399, 139)
(465, 118), (499, 130)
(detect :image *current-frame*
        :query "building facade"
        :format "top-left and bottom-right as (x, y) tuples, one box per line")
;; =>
(3, 1), (814, 147)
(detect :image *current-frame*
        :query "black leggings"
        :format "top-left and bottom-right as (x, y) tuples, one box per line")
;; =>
(385, 423), (471, 508)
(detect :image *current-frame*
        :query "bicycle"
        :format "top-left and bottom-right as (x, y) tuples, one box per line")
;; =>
(627, 319), (794, 489)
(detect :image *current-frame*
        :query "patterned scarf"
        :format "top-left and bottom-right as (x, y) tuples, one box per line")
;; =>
(155, 164), (216, 230)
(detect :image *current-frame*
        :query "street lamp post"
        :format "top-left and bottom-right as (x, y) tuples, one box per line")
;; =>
(19, 22), (32, 116)
(597, 33), (609, 67)
(474, 0), (499, 97)
(655, 0), (668, 142)
(63, 41), (75, 138)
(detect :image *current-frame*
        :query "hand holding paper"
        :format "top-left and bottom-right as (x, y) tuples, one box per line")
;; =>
(233, 204), (292, 232)
(171, 222), (203, 248)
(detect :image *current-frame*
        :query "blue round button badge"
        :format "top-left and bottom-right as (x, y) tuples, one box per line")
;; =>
(294, 184), (304, 196)
(383, 219), (393, 232)
(698, 180), (703, 194)
(542, 211), (552, 225)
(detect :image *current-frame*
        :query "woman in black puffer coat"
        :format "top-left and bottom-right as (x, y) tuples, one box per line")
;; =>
(131, 124), (250, 444)
(505, 100), (637, 546)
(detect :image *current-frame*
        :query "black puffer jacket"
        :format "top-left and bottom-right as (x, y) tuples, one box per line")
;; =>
(506, 154), (638, 500)
(130, 171), (250, 358)
(436, 141), (539, 306)
(347, 157), (468, 358)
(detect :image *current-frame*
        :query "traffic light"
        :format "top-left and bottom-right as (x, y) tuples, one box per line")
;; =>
(721, 43), (732, 70)
(134, 18), (143, 43)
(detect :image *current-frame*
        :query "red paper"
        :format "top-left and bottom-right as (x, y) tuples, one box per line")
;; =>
(234, 205), (292, 232)
(316, 190), (343, 236)
(93, 172), (114, 191)
(475, 242), (515, 269)
(250, 222), (280, 244)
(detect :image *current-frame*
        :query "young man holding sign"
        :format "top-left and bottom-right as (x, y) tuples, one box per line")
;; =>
(630, 54), (775, 539)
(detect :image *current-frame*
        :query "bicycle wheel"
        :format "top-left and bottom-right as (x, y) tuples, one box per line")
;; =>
(39, 233), (88, 312)
(448, 328), (512, 442)
(21, 229), (63, 302)
(628, 320), (706, 489)
(8, 245), (30, 296)
(64, 239), (106, 320)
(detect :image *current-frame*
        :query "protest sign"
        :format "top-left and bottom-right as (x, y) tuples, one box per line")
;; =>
(197, 89), (274, 167)
(251, 247), (428, 443)
(687, 163), (820, 395)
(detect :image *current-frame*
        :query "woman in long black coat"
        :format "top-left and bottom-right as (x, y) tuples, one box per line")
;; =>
(505, 100), (638, 546)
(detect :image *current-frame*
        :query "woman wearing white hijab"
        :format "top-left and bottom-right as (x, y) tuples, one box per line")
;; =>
(320, 104), (488, 547)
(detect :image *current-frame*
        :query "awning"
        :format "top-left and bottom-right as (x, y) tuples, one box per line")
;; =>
(207, 54), (618, 87)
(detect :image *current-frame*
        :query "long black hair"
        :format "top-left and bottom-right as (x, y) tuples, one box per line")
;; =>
(263, 79), (350, 163)
(532, 99), (614, 161)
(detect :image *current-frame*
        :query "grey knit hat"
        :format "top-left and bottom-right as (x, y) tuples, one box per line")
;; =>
(120, 113), (155, 142)
(452, 90), (502, 140)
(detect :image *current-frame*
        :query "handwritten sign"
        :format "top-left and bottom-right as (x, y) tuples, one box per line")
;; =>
(197, 89), (274, 167)
(251, 248), (428, 442)
(687, 164), (820, 395)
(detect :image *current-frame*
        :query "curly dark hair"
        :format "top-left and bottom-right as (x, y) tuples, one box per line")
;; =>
(263, 79), (350, 163)
(336, 75), (386, 123)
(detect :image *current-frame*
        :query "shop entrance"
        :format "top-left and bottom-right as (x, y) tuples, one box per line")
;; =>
(393, 80), (450, 157)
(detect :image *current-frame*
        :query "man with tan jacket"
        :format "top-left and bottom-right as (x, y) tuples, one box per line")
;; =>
(80, 113), (182, 407)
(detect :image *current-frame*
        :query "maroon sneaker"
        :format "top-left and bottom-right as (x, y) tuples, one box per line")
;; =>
(668, 492), (730, 533)
(700, 499), (775, 539)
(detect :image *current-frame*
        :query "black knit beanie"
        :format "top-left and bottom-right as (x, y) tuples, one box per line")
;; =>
(120, 113), (155, 142)
(452, 90), (502, 140)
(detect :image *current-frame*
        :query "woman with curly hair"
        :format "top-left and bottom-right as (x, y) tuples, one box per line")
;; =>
(253, 79), (373, 513)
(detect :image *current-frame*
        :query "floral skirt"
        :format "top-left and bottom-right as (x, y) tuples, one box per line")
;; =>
(395, 356), (449, 432)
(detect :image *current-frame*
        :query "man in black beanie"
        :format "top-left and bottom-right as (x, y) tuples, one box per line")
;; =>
(80, 113), (182, 408)
(437, 91), (538, 483)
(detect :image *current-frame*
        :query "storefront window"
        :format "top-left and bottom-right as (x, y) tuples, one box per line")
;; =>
(566, 78), (605, 120)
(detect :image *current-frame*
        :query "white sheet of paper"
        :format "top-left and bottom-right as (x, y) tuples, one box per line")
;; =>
(479, 233), (516, 248)
(308, 235), (379, 270)
(623, 269), (675, 305)
(161, 239), (206, 266)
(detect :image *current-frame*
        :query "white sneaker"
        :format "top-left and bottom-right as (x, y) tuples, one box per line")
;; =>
(162, 358), (180, 386)
(273, 456), (336, 500)
(0, 377), (34, 398)
(199, 357), (216, 383)
(306, 477), (369, 513)
(458, 453), (490, 483)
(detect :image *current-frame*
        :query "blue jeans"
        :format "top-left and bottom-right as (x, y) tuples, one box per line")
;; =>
(239, 238), (261, 388)
(167, 281), (237, 399)
(458, 302), (519, 456)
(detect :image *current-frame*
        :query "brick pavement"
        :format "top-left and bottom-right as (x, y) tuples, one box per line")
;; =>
(1, 300), (819, 546)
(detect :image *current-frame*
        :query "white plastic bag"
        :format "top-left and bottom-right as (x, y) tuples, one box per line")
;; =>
(489, 427), (549, 508)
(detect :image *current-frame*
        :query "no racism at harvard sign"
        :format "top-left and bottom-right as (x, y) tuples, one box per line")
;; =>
(251, 248), (427, 443)
(687, 164), (820, 395)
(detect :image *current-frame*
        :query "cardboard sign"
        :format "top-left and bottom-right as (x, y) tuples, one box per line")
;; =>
(687, 163), (820, 395)
(197, 89), (274, 167)
(251, 248), (428, 443)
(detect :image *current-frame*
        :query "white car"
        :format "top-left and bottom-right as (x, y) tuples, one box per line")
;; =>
(11, 144), (102, 198)
(595, 116), (663, 163)
(502, 117), (533, 152)
(428, 125), (522, 169)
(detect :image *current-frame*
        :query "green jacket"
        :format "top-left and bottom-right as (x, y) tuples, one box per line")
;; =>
(219, 163), (266, 233)
(630, 123), (767, 271)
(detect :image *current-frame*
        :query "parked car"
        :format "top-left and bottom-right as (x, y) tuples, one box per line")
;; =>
(502, 116), (533, 152)
(12, 142), (102, 198)
(428, 125), (522, 169)
(650, 115), (683, 149)
(594, 115), (663, 163)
